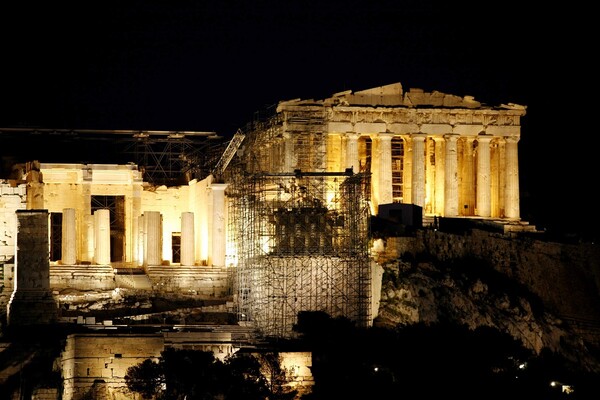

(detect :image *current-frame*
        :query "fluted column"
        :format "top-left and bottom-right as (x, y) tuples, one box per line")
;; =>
(211, 183), (228, 267)
(505, 136), (520, 219)
(476, 135), (492, 217)
(83, 214), (94, 263)
(411, 134), (426, 208)
(144, 211), (162, 266)
(93, 209), (110, 265)
(433, 137), (445, 216)
(460, 138), (475, 216)
(61, 208), (77, 265)
(376, 134), (393, 208)
(425, 138), (436, 214)
(181, 212), (195, 266)
(137, 214), (145, 267)
(345, 132), (360, 173)
(444, 134), (459, 216)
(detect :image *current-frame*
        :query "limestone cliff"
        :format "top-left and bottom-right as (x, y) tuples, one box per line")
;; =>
(373, 229), (600, 373)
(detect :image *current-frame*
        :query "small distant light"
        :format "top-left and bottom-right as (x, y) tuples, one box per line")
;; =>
(550, 381), (558, 387)
(518, 363), (526, 369)
(373, 367), (379, 372)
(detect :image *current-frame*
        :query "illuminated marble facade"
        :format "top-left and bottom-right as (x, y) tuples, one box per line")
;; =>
(242, 82), (526, 221)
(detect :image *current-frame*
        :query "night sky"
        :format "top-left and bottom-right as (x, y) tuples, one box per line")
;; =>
(0, 1), (596, 238)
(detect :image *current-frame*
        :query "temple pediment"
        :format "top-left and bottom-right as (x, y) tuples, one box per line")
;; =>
(324, 82), (484, 109)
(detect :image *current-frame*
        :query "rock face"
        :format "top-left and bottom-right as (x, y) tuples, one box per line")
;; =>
(373, 229), (600, 373)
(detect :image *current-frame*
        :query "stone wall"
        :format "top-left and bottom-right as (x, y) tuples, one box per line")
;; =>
(145, 265), (232, 296)
(0, 181), (26, 264)
(377, 230), (600, 324)
(279, 351), (314, 397)
(61, 332), (314, 400)
(50, 265), (115, 291)
(61, 333), (164, 400)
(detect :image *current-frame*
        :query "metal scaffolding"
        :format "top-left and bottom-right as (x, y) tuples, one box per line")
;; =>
(227, 169), (372, 339)
(0, 128), (227, 186)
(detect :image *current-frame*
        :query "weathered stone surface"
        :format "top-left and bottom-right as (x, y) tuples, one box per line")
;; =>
(373, 229), (600, 373)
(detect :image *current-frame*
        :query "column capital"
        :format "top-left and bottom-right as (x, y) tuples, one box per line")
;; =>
(410, 133), (427, 142)
(373, 133), (392, 141)
(210, 183), (228, 191)
(505, 135), (520, 144)
(476, 134), (493, 143)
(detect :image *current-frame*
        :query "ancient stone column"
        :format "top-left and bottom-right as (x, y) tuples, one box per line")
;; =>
(211, 183), (228, 268)
(460, 138), (475, 215)
(7, 210), (58, 326)
(505, 136), (520, 219)
(433, 137), (445, 216)
(181, 212), (195, 266)
(425, 137), (436, 214)
(375, 134), (393, 208)
(444, 134), (459, 217)
(61, 208), (77, 265)
(83, 214), (94, 263)
(94, 209), (111, 265)
(476, 135), (492, 217)
(137, 214), (145, 267)
(345, 132), (360, 173)
(144, 211), (162, 266)
(411, 134), (426, 208)
(25, 161), (44, 209)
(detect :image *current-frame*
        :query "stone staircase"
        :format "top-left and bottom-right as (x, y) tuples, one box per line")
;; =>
(50, 264), (115, 290)
(114, 270), (153, 290)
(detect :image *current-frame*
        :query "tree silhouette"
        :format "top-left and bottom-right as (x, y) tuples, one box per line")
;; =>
(125, 358), (163, 399)
(125, 348), (292, 399)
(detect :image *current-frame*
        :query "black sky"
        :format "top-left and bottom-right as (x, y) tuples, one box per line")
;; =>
(0, 1), (597, 238)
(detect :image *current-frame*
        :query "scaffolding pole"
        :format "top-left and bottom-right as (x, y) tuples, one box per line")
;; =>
(228, 170), (372, 339)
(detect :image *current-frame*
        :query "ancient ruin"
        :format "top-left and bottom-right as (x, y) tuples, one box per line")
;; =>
(0, 82), (536, 398)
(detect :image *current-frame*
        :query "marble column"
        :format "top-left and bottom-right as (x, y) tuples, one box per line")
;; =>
(7, 210), (58, 326)
(144, 211), (162, 266)
(425, 138), (436, 214)
(433, 137), (445, 216)
(61, 208), (77, 265)
(376, 134), (393, 207)
(137, 214), (145, 267)
(411, 134), (426, 208)
(460, 138), (475, 216)
(25, 161), (44, 210)
(505, 136), (520, 219)
(211, 183), (228, 268)
(181, 212), (195, 266)
(444, 134), (459, 217)
(83, 214), (94, 264)
(476, 135), (492, 217)
(94, 209), (111, 265)
(345, 132), (360, 173)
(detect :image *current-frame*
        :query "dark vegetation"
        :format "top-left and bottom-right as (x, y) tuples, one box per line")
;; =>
(124, 348), (297, 400)
(292, 311), (600, 399)
(122, 311), (600, 399)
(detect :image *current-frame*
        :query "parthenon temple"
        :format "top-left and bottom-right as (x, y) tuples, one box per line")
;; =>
(241, 82), (526, 220)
